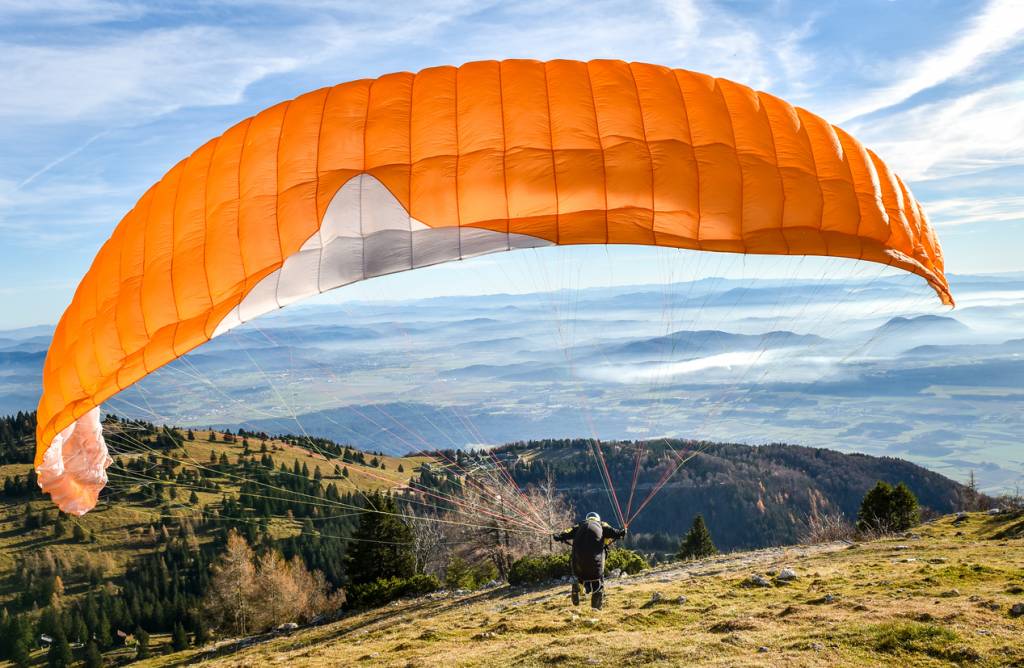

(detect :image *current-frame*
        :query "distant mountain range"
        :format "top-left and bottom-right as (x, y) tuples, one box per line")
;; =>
(597, 329), (825, 360)
(2, 272), (1023, 492)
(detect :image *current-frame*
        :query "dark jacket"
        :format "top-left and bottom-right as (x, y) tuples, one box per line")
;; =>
(554, 519), (626, 581)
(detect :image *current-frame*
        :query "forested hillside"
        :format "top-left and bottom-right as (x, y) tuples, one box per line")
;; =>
(0, 412), (426, 665)
(493, 439), (969, 552)
(0, 412), (34, 465)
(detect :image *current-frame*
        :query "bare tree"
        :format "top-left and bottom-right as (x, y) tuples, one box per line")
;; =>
(206, 532), (343, 636)
(253, 552), (343, 630)
(402, 507), (450, 578)
(288, 556), (345, 621)
(204, 530), (258, 636)
(253, 551), (300, 631)
(522, 468), (575, 554)
(442, 467), (575, 580)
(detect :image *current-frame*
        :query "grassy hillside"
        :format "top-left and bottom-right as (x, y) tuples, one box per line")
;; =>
(135, 510), (1024, 668)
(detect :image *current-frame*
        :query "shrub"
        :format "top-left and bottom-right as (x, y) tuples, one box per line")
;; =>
(857, 481), (921, 535)
(802, 511), (854, 544)
(444, 557), (498, 591)
(509, 547), (648, 587)
(606, 548), (648, 574)
(348, 574), (441, 609)
(508, 553), (571, 586)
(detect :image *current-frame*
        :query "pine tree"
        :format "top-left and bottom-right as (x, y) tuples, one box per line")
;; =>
(9, 615), (34, 668)
(83, 641), (103, 668)
(890, 482), (921, 530)
(677, 514), (717, 560)
(190, 490), (200, 505)
(0, 608), (10, 657)
(342, 466), (349, 478)
(193, 617), (211, 646)
(187, 429), (195, 441)
(135, 628), (150, 660)
(171, 621), (189, 651)
(96, 610), (112, 648)
(9, 631), (32, 667)
(46, 629), (73, 668)
(345, 492), (416, 586)
(71, 612), (88, 644)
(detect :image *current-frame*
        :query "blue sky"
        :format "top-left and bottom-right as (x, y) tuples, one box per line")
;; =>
(1, 0), (1022, 328)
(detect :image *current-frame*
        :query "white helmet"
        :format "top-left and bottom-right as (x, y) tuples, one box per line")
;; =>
(585, 512), (601, 523)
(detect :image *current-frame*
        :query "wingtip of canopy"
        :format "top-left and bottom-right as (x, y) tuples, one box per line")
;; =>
(35, 406), (111, 516)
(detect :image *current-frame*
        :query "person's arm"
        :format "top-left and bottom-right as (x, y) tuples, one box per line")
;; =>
(553, 525), (577, 543)
(602, 523), (627, 543)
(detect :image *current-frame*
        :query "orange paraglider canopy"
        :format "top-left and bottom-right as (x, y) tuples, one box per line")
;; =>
(35, 59), (951, 514)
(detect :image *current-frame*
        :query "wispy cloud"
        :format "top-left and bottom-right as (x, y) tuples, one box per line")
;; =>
(659, 0), (817, 93)
(833, 0), (1024, 123)
(924, 195), (1024, 228)
(0, 25), (320, 123)
(0, 0), (145, 25)
(851, 80), (1024, 181)
(17, 131), (111, 188)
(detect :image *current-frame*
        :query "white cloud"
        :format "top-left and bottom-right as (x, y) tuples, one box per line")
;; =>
(924, 195), (1024, 228)
(0, 175), (134, 246)
(0, 0), (145, 25)
(658, 0), (816, 93)
(587, 351), (779, 384)
(850, 80), (1024, 181)
(0, 2), (504, 126)
(0, 25), (318, 123)
(833, 0), (1024, 122)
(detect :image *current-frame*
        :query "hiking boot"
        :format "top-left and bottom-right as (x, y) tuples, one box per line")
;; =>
(591, 590), (604, 609)
(571, 582), (581, 606)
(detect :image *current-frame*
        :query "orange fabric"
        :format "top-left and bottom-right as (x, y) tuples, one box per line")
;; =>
(35, 59), (952, 465)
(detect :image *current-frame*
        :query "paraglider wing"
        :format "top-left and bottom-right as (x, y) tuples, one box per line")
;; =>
(35, 59), (951, 515)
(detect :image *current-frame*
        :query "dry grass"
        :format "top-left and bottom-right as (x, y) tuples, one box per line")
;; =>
(133, 511), (1024, 668)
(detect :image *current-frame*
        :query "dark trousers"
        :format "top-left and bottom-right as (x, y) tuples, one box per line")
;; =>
(572, 577), (605, 608)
